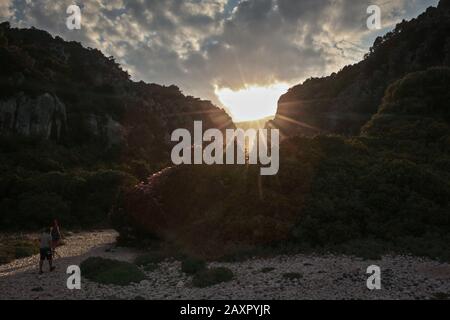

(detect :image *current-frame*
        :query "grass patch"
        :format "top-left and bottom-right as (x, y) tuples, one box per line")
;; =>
(217, 242), (306, 263)
(0, 239), (39, 265)
(80, 257), (146, 286)
(143, 263), (159, 272)
(282, 272), (303, 280)
(432, 292), (450, 300)
(330, 239), (385, 261)
(134, 252), (166, 267)
(14, 241), (39, 258)
(181, 257), (206, 275)
(192, 267), (234, 288)
(260, 267), (275, 273)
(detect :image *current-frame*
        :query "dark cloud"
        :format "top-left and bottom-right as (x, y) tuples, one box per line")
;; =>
(3, 0), (440, 107)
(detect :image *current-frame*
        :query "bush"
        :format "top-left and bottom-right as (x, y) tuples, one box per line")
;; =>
(14, 241), (39, 258)
(181, 257), (206, 275)
(362, 68), (450, 141)
(0, 249), (12, 264)
(143, 264), (158, 272)
(80, 257), (146, 286)
(331, 239), (385, 260)
(192, 267), (234, 288)
(17, 192), (71, 228)
(260, 267), (275, 273)
(432, 292), (450, 300)
(0, 165), (140, 231)
(282, 272), (303, 280)
(134, 252), (166, 266)
(0, 239), (39, 264)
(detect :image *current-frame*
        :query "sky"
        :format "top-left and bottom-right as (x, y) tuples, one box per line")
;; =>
(0, 0), (440, 121)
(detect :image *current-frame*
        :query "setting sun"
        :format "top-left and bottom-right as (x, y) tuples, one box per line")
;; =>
(216, 83), (289, 122)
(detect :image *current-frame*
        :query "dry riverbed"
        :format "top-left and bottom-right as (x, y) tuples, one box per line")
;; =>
(0, 230), (449, 300)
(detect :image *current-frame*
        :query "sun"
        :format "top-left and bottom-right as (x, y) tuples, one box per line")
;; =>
(215, 83), (289, 123)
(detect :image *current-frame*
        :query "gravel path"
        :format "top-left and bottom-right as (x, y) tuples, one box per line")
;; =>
(0, 230), (449, 300)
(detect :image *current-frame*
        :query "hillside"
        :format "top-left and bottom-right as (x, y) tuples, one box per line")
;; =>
(1, 2), (449, 262)
(0, 22), (233, 230)
(116, 2), (450, 261)
(119, 67), (450, 261)
(270, 0), (450, 137)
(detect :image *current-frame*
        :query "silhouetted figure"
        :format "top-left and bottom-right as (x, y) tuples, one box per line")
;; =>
(51, 219), (62, 256)
(38, 228), (55, 274)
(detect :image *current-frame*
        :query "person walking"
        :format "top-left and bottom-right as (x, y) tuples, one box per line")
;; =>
(51, 219), (62, 256)
(38, 228), (55, 274)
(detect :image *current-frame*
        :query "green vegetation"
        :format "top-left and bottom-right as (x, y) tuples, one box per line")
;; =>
(432, 292), (450, 300)
(143, 264), (159, 272)
(80, 257), (146, 286)
(120, 68), (450, 262)
(192, 267), (234, 288)
(0, 151), (138, 230)
(282, 273), (303, 280)
(0, 238), (39, 264)
(275, 2), (450, 136)
(0, 22), (231, 232)
(181, 257), (207, 275)
(1, 5), (449, 265)
(134, 252), (166, 267)
(260, 267), (275, 273)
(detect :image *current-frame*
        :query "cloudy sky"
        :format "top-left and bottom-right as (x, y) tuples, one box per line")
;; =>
(0, 0), (439, 120)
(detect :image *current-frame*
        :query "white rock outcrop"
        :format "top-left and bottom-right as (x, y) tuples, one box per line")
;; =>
(0, 93), (67, 140)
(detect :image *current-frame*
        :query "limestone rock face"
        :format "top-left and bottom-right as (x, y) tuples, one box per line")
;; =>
(84, 113), (125, 147)
(0, 91), (126, 145)
(0, 93), (67, 140)
(0, 23), (234, 152)
(105, 116), (125, 147)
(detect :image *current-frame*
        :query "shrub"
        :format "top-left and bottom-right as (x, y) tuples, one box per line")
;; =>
(0, 245), (14, 264)
(282, 272), (303, 280)
(143, 264), (158, 272)
(181, 257), (206, 275)
(342, 239), (384, 260)
(80, 257), (146, 286)
(260, 267), (275, 273)
(192, 267), (234, 288)
(432, 292), (450, 300)
(0, 239), (39, 264)
(82, 170), (137, 226)
(134, 252), (166, 267)
(17, 192), (71, 229)
(14, 241), (39, 258)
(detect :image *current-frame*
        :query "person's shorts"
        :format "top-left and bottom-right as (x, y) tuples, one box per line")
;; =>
(40, 248), (52, 260)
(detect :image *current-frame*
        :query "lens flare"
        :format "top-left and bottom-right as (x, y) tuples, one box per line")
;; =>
(215, 83), (289, 122)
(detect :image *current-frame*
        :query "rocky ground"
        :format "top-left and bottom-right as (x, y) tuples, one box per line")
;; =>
(0, 230), (449, 300)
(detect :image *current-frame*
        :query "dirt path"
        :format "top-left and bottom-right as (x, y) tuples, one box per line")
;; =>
(0, 230), (140, 300)
(0, 230), (449, 300)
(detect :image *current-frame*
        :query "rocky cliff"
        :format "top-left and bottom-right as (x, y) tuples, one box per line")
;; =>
(0, 22), (233, 230)
(0, 21), (233, 153)
(0, 93), (67, 140)
(271, 0), (450, 137)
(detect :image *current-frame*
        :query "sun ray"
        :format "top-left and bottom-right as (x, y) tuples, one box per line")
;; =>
(266, 121), (287, 140)
(216, 84), (289, 122)
(275, 114), (323, 132)
(165, 109), (225, 117)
